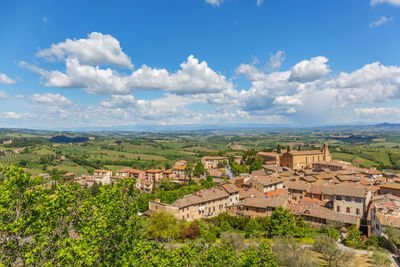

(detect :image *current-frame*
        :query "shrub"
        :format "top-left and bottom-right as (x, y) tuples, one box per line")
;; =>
(220, 231), (245, 252)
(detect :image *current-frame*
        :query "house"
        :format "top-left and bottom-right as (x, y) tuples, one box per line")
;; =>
(148, 185), (232, 221)
(288, 203), (359, 228)
(313, 160), (350, 172)
(201, 156), (228, 170)
(116, 168), (144, 180)
(280, 144), (331, 170)
(236, 194), (290, 218)
(371, 194), (400, 230)
(173, 165), (186, 180)
(233, 156), (243, 164)
(379, 183), (400, 197)
(94, 169), (112, 177)
(333, 185), (372, 218)
(250, 175), (284, 193)
(145, 169), (164, 183)
(257, 151), (281, 165)
(93, 169), (112, 185)
(221, 183), (240, 206)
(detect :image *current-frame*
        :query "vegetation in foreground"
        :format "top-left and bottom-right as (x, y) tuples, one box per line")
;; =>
(0, 166), (395, 266)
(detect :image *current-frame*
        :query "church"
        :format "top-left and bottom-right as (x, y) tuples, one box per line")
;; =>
(280, 144), (331, 170)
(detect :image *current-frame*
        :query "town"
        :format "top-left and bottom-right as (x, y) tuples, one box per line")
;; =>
(55, 144), (399, 242)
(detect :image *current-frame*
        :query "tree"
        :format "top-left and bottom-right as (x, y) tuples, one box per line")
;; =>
(180, 221), (201, 241)
(346, 224), (361, 242)
(238, 242), (277, 267)
(244, 219), (264, 238)
(267, 207), (296, 237)
(276, 145), (281, 154)
(194, 162), (205, 177)
(146, 211), (180, 241)
(217, 160), (227, 168)
(220, 231), (245, 252)
(249, 160), (263, 173)
(273, 236), (317, 267)
(313, 235), (354, 267)
(198, 244), (237, 266)
(287, 146), (291, 152)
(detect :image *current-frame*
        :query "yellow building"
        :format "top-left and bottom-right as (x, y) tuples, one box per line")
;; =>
(280, 144), (331, 170)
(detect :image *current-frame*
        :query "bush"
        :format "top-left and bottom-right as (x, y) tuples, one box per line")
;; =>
(342, 239), (368, 250)
(244, 219), (264, 238)
(366, 235), (391, 250)
(319, 225), (340, 240)
(220, 231), (245, 252)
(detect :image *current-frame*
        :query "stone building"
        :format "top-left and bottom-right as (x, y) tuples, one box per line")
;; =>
(280, 144), (331, 170)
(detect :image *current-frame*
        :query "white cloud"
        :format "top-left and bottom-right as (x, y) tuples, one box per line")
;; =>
(0, 91), (9, 100)
(101, 95), (135, 108)
(371, 0), (400, 7)
(0, 73), (16, 84)
(0, 112), (34, 119)
(205, 0), (222, 6)
(289, 56), (331, 82)
(354, 107), (400, 119)
(256, 0), (264, 7)
(23, 54), (233, 95)
(37, 32), (133, 69)
(268, 51), (286, 71)
(370, 16), (393, 28)
(30, 93), (72, 106)
(273, 95), (303, 106)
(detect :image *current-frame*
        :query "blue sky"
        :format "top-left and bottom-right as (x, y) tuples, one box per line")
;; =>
(1, 0), (400, 129)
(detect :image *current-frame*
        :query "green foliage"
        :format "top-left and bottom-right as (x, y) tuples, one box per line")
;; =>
(238, 242), (277, 267)
(319, 225), (340, 240)
(249, 160), (263, 173)
(313, 235), (354, 267)
(198, 244), (237, 266)
(229, 161), (249, 175)
(346, 224), (362, 242)
(180, 221), (201, 241)
(366, 235), (391, 250)
(267, 207), (296, 237)
(146, 211), (180, 241)
(244, 219), (264, 238)
(273, 236), (318, 267)
(194, 162), (205, 177)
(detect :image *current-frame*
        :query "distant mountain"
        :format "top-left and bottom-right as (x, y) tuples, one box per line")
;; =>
(375, 123), (400, 127)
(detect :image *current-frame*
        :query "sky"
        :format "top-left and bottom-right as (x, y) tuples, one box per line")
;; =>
(1, 0), (400, 129)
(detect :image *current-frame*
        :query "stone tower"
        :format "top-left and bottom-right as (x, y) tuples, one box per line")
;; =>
(322, 143), (331, 162)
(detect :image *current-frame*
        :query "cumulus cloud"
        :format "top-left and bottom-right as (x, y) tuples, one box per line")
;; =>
(37, 32), (133, 69)
(0, 91), (9, 100)
(370, 16), (393, 28)
(0, 112), (34, 119)
(371, 0), (400, 7)
(0, 73), (16, 84)
(289, 56), (331, 82)
(30, 93), (73, 106)
(354, 107), (400, 119)
(205, 0), (222, 6)
(22, 54), (233, 95)
(101, 95), (136, 108)
(268, 51), (286, 71)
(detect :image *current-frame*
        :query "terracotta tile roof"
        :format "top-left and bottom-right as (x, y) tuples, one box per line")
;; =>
(94, 169), (110, 173)
(222, 183), (240, 194)
(265, 189), (288, 198)
(285, 150), (324, 156)
(251, 175), (284, 186)
(146, 169), (163, 173)
(283, 180), (309, 191)
(173, 166), (186, 170)
(380, 183), (400, 190)
(288, 203), (359, 225)
(202, 156), (228, 160)
(173, 186), (229, 208)
(243, 195), (289, 209)
(376, 213), (400, 228)
(334, 185), (368, 198)
(239, 188), (261, 200)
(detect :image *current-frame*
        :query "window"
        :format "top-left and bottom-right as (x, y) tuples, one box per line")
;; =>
(236, 197), (238, 201)
(356, 208), (360, 215)
(213, 207), (215, 211)
(337, 206), (341, 212)
(336, 196), (342, 200)
(346, 207), (350, 213)
(355, 198), (362, 203)
(187, 214), (189, 218)
(345, 197), (352, 202)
